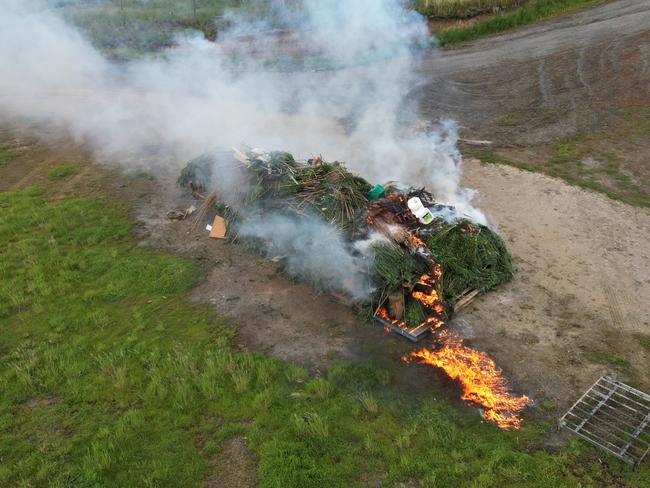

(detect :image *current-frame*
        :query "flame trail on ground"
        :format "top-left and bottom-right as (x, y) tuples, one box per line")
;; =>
(403, 330), (532, 430)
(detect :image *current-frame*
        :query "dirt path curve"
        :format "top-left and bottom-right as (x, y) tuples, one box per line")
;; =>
(411, 0), (650, 404)
(418, 0), (650, 144)
(429, 0), (650, 73)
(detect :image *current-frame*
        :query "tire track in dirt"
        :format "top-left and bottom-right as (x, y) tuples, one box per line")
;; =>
(10, 164), (43, 191)
(417, 1), (650, 144)
(460, 158), (650, 405)
(603, 283), (626, 331)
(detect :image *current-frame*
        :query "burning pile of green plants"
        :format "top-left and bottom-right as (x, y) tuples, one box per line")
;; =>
(176, 147), (514, 340)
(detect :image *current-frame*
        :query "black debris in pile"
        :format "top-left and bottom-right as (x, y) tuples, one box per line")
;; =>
(177, 147), (514, 338)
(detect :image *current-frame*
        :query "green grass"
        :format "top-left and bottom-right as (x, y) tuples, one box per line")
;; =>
(549, 143), (581, 165)
(496, 114), (521, 127)
(61, 0), (249, 58)
(474, 150), (650, 208)
(1, 187), (649, 486)
(48, 165), (80, 179)
(582, 351), (631, 371)
(437, 0), (604, 46)
(474, 151), (537, 173)
(416, 0), (524, 19)
(636, 335), (650, 352)
(0, 143), (15, 167)
(541, 400), (557, 411)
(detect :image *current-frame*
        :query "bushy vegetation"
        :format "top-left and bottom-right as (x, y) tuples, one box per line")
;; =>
(2, 188), (648, 486)
(373, 244), (429, 290)
(291, 161), (372, 230)
(179, 151), (513, 329)
(415, 0), (524, 19)
(179, 151), (371, 231)
(437, 0), (604, 46)
(370, 219), (514, 317)
(426, 220), (514, 304)
(59, 0), (249, 58)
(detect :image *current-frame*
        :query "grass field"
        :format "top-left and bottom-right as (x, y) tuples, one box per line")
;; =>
(60, 0), (247, 58)
(436, 0), (604, 46)
(48, 165), (81, 179)
(1, 185), (649, 485)
(471, 109), (650, 208)
(416, 0), (524, 18)
(59, 0), (605, 57)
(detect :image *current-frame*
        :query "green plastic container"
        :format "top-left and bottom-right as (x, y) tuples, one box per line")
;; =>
(367, 184), (385, 200)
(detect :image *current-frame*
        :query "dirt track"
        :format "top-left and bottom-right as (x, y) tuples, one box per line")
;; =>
(430, 0), (649, 72)
(415, 0), (650, 404)
(1, 0), (649, 416)
(460, 158), (649, 403)
(419, 0), (650, 144)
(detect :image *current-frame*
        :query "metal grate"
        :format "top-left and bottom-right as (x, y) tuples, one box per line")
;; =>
(560, 376), (650, 465)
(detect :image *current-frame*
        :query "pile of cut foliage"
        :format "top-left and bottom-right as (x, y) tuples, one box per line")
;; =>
(177, 147), (514, 335)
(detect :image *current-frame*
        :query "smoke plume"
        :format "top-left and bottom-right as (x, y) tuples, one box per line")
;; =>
(0, 0), (488, 299)
(238, 213), (374, 301)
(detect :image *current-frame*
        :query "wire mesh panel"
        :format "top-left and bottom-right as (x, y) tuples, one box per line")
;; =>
(560, 376), (650, 465)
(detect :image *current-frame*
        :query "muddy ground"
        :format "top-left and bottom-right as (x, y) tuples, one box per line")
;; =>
(2, 0), (649, 423)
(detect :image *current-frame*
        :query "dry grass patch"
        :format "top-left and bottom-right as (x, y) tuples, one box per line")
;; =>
(473, 109), (650, 208)
(416, 0), (525, 18)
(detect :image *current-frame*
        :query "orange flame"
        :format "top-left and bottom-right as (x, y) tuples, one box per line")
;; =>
(377, 305), (443, 331)
(376, 272), (445, 332)
(411, 272), (445, 315)
(404, 331), (532, 430)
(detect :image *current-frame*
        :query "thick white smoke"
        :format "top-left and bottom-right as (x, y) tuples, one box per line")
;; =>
(238, 213), (375, 301)
(0, 0), (487, 299)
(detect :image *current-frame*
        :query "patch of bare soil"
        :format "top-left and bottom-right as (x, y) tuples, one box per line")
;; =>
(204, 436), (258, 488)
(421, 27), (650, 145)
(18, 396), (60, 412)
(0, 125), (154, 202)
(459, 157), (650, 407)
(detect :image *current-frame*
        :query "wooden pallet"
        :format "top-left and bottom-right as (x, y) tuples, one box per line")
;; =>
(373, 314), (432, 342)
